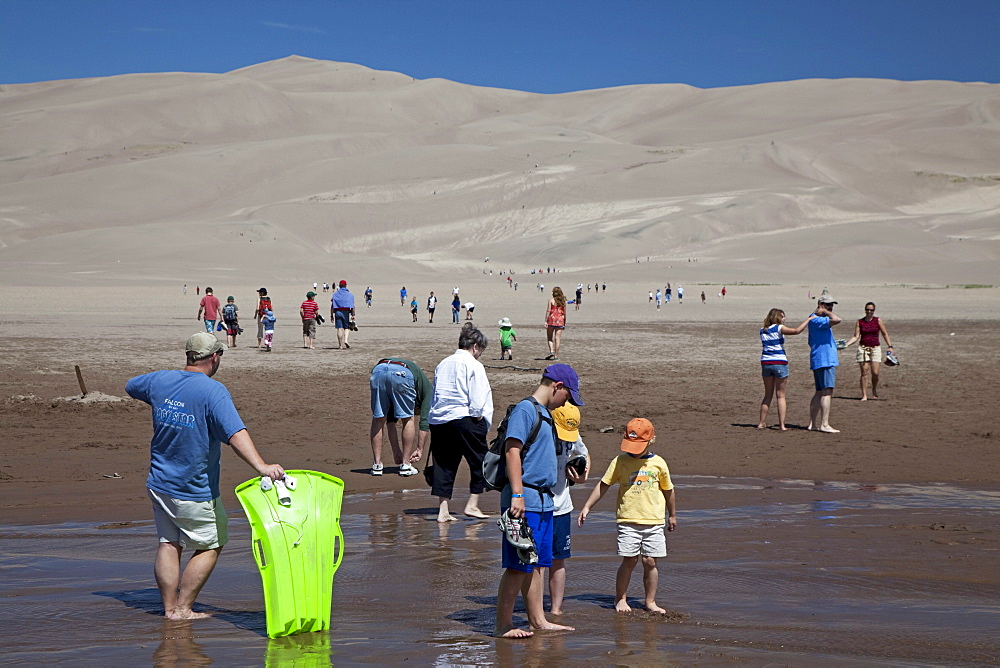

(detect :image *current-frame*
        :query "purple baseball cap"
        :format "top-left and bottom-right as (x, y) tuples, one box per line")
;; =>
(542, 363), (584, 406)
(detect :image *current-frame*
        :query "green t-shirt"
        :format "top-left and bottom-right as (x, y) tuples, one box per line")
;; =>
(499, 326), (517, 347)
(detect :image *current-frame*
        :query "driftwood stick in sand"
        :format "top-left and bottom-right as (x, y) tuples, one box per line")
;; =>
(74, 365), (89, 396)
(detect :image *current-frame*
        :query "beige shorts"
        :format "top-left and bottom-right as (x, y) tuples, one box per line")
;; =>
(616, 522), (667, 557)
(148, 487), (228, 550)
(857, 345), (882, 363)
(302, 318), (317, 337)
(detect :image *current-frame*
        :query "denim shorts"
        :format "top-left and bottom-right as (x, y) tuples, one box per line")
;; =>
(334, 310), (351, 329)
(370, 362), (416, 419)
(813, 366), (837, 390)
(761, 364), (789, 379)
(552, 512), (572, 560)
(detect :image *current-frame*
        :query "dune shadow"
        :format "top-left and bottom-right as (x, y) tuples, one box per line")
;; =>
(93, 588), (267, 635)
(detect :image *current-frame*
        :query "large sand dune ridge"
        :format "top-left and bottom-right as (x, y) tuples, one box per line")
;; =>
(1, 55), (997, 286)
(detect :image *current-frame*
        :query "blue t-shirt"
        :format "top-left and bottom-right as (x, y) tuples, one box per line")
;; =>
(501, 399), (556, 512)
(808, 316), (838, 369)
(332, 288), (354, 310)
(262, 314), (276, 329)
(125, 370), (246, 501)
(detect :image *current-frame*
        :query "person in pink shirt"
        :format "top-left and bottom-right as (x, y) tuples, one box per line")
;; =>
(197, 287), (222, 334)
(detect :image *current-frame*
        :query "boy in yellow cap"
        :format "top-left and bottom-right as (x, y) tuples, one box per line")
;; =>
(578, 418), (676, 614)
(546, 404), (590, 615)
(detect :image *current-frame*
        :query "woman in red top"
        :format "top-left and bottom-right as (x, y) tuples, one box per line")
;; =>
(544, 286), (567, 360)
(846, 302), (893, 401)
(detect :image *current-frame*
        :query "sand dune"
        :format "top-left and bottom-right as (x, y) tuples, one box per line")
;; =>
(1, 55), (997, 285)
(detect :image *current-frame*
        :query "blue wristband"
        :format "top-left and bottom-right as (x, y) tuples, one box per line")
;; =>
(511, 493), (524, 498)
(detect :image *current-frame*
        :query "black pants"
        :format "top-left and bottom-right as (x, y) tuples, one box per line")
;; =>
(429, 416), (489, 498)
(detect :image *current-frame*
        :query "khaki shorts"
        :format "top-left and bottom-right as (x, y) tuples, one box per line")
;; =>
(302, 318), (317, 337)
(148, 487), (228, 550)
(616, 522), (667, 557)
(857, 345), (882, 363)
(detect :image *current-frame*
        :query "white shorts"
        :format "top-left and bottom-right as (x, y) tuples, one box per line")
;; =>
(148, 487), (228, 550)
(616, 522), (667, 557)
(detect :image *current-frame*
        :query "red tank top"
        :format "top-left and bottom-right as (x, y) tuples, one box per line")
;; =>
(858, 317), (880, 347)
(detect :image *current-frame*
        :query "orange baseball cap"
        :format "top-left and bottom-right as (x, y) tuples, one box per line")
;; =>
(621, 418), (654, 454)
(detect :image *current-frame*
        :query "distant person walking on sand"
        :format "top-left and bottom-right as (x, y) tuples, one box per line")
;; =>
(183, 284), (187, 295)
(451, 294), (461, 324)
(655, 289), (662, 310)
(427, 291), (437, 323)
(369, 357), (432, 477)
(844, 302), (894, 401)
(721, 286), (727, 299)
(261, 309), (275, 352)
(222, 296), (240, 348)
(364, 286), (373, 308)
(575, 285), (583, 311)
(545, 287), (568, 361)
(808, 295), (843, 432)
(331, 280), (355, 349)
(498, 317), (517, 360)
(427, 323), (493, 523)
(400, 286), (407, 306)
(300, 291), (319, 349)
(665, 284), (671, 303)
(677, 286), (684, 303)
(196, 286), (200, 296)
(125, 332), (284, 620)
(701, 291), (706, 304)
(578, 418), (676, 615)
(254, 288), (272, 349)
(197, 287), (222, 334)
(410, 297), (419, 322)
(494, 363), (583, 638)
(757, 308), (814, 431)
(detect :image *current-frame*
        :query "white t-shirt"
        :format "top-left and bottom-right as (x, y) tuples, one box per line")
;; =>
(552, 436), (589, 516)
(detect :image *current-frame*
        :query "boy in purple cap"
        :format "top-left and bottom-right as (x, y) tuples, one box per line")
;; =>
(495, 363), (583, 639)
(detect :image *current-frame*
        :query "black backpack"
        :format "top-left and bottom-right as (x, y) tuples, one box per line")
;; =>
(482, 397), (554, 493)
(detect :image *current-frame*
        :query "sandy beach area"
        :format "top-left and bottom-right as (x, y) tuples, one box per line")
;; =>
(2, 281), (998, 664)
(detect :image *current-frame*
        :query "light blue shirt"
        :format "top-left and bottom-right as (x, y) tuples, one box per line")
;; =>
(808, 316), (838, 369)
(501, 399), (556, 513)
(126, 370), (245, 501)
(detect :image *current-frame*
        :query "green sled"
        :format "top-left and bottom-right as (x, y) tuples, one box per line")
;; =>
(235, 470), (346, 638)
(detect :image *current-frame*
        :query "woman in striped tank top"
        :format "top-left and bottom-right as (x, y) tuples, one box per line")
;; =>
(758, 308), (814, 431)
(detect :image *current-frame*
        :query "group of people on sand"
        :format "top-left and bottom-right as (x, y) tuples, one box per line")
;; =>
(757, 296), (895, 432)
(364, 321), (677, 637)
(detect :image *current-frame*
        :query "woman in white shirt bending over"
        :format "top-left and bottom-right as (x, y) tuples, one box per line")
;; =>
(428, 323), (495, 522)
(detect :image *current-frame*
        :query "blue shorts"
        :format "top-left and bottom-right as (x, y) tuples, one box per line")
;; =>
(203, 319), (216, 333)
(501, 510), (553, 573)
(370, 363), (416, 419)
(334, 310), (351, 329)
(761, 364), (789, 379)
(552, 512), (572, 560)
(813, 366), (836, 390)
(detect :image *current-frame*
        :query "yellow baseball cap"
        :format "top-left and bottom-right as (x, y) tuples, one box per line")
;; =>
(552, 404), (581, 441)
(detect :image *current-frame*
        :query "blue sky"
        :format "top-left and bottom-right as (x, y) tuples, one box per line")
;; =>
(2, 0), (998, 92)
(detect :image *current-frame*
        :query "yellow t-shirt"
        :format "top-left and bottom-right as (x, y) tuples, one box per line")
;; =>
(600, 453), (673, 525)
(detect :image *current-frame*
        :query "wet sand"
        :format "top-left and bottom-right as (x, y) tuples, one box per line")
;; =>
(2, 282), (999, 664)
(3, 480), (998, 665)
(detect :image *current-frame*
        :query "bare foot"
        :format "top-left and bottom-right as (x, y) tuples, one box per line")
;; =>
(437, 515), (458, 523)
(645, 602), (667, 614)
(550, 609), (563, 616)
(464, 508), (489, 519)
(614, 600), (632, 613)
(779, 425), (788, 431)
(166, 609), (211, 620)
(533, 621), (575, 631)
(872, 395), (879, 400)
(496, 626), (533, 638)
(819, 426), (841, 433)
(756, 423), (766, 430)
(807, 424), (815, 431)
(861, 396), (868, 401)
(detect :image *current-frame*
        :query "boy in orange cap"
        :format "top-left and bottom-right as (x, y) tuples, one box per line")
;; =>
(578, 417), (676, 614)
